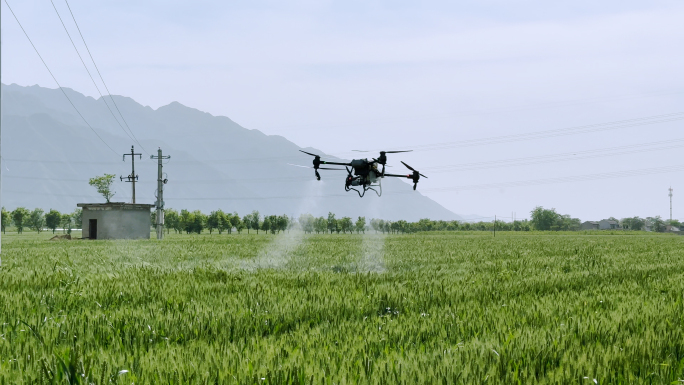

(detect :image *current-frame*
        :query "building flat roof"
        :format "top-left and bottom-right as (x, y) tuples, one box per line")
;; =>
(77, 202), (154, 209)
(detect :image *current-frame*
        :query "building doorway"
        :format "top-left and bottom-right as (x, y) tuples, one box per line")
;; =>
(89, 219), (97, 239)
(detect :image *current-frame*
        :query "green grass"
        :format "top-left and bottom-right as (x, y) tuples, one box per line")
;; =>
(1, 231), (684, 384)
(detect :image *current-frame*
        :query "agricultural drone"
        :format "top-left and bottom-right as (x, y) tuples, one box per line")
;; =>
(295, 150), (427, 197)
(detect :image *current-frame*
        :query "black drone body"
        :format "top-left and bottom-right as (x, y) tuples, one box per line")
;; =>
(298, 150), (427, 197)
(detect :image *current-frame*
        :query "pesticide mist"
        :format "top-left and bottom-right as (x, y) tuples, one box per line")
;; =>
(355, 233), (386, 273)
(240, 180), (323, 271)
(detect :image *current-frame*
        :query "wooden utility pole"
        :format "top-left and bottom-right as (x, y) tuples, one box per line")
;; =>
(121, 145), (142, 203)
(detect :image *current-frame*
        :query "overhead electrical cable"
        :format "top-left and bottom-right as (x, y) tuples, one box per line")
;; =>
(4, 131), (684, 175)
(3, 0), (118, 155)
(1, 111), (680, 167)
(247, 89), (684, 133)
(422, 138), (684, 173)
(49, 0), (147, 154)
(62, 0), (147, 155)
(164, 163), (684, 199)
(10, 163), (678, 200)
(344, 112), (684, 156)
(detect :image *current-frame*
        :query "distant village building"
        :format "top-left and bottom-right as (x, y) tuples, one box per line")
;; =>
(78, 203), (154, 239)
(581, 220), (620, 230)
(580, 221), (599, 230)
(598, 220), (620, 230)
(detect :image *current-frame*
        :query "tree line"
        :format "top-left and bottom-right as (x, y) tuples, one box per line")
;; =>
(1, 207), (82, 234)
(1, 205), (679, 235)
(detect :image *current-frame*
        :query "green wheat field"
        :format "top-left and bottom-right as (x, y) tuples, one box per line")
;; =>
(1, 231), (684, 384)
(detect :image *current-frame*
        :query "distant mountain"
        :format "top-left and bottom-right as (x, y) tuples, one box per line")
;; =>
(1, 83), (460, 221)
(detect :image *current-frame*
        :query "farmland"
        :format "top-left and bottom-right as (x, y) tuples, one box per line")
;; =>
(1, 231), (684, 384)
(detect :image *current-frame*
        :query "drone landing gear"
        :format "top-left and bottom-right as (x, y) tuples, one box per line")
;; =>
(345, 180), (382, 198)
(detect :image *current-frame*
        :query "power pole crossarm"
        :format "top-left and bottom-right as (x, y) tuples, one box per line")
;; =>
(121, 145), (142, 203)
(151, 148), (170, 240)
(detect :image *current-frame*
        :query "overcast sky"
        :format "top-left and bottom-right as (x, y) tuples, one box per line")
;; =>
(3, 0), (684, 221)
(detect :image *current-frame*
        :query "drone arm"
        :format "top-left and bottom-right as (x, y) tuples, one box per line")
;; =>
(383, 172), (421, 190)
(382, 173), (412, 179)
(321, 161), (353, 166)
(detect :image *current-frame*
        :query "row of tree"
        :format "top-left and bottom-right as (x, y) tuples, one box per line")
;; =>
(1, 207), (82, 234)
(1, 205), (679, 235)
(161, 210), (294, 235)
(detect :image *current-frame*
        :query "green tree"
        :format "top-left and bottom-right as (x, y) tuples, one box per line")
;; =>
(190, 210), (206, 234)
(242, 215), (252, 234)
(327, 212), (337, 234)
(530, 206), (560, 231)
(650, 216), (666, 233)
(621, 216), (645, 231)
(180, 209), (193, 234)
(165, 209), (180, 234)
(314, 217), (327, 234)
(232, 214), (245, 234)
(1, 207), (10, 234)
(61, 214), (73, 234)
(262, 216), (271, 234)
(207, 210), (222, 234)
(250, 210), (261, 234)
(339, 217), (353, 234)
(45, 209), (62, 234)
(72, 208), (83, 229)
(11, 207), (30, 234)
(88, 174), (116, 203)
(29, 208), (45, 233)
(355, 216), (366, 234)
(276, 215), (288, 234)
(219, 212), (232, 234)
(299, 213), (315, 234)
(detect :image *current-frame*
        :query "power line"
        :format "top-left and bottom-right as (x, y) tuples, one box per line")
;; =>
(422, 138), (684, 173)
(1, 109), (681, 168)
(3, 0), (118, 155)
(234, 89), (684, 134)
(49, 0), (146, 153)
(9, 162), (678, 200)
(62, 0), (147, 155)
(4, 130), (684, 176)
(346, 112), (684, 156)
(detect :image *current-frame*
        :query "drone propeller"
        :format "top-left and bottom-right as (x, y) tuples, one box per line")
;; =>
(400, 161), (427, 190)
(400, 161), (427, 178)
(298, 150), (326, 179)
(354, 149), (412, 154)
(299, 150), (321, 157)
(287, 163), (344, 171)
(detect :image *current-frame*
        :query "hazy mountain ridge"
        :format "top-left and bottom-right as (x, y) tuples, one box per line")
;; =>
(1, 83), (460, 221)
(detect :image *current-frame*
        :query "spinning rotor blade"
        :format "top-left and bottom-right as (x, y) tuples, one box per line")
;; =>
(356, 150), (413, 153)
(401, 161), (427, 178)
(288, 163), (344, 171)
(299, 150), (321, 157)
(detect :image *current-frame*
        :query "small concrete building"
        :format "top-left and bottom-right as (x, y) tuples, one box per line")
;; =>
(580, 221), (599, 230)
(78, 202), (154, 239)
(598, 220), (620, 230)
